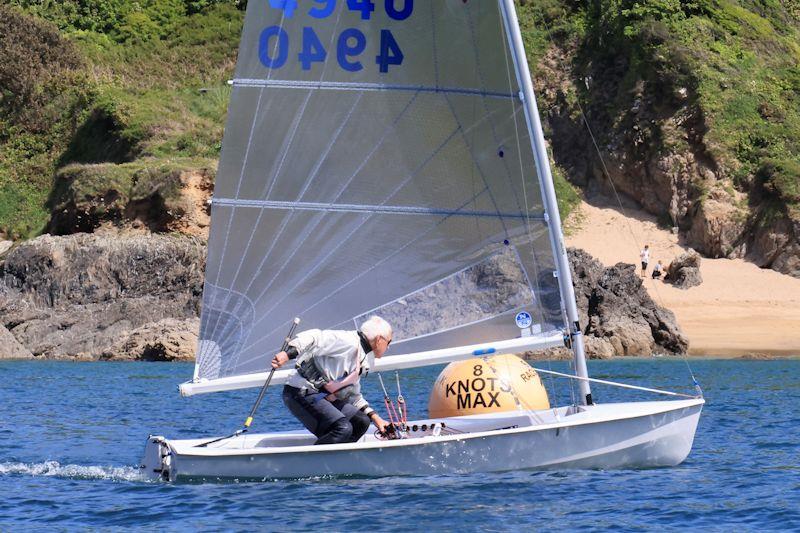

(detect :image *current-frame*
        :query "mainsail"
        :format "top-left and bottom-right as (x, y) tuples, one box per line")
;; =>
(193, 0), (567, 389)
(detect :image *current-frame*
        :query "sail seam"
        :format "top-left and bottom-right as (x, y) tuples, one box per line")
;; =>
(211, 198), (545, 220)
(203, 7), (348, 352)
(204, 94), (366, 359)
(232, 79), (517, 100)
(235, 185), (500, 359)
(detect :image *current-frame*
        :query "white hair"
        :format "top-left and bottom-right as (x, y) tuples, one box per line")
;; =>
(360, 315), (393, 341)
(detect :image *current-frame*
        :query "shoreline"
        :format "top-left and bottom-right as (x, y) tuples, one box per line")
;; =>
(3, 353), (798, 363)
(567, 197), (800, 358)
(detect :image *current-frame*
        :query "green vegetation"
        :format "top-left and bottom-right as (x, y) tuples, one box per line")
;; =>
(552, 165), (581, 221)
(52, 158), (216, 210)
(0, 1), (243, 238)
(2, 0), (798, 239)
(518, 0), (800, 225)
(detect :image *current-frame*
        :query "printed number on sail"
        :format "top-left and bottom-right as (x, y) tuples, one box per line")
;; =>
(268, 0), (414, 20)
(299, 27), (327, 70)
(261, 0), (412, 72)
(259, 26), (405, 73)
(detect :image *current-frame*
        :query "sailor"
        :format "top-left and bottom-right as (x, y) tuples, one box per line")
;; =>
(271, 316), (393, 445)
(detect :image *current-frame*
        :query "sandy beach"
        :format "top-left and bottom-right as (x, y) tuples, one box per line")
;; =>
(567, 197), (800, 357)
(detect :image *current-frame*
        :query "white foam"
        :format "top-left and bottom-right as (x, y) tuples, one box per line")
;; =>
(0, 460), (149, 482)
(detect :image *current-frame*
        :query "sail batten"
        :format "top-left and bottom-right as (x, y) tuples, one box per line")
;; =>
(211, 198), (545, 220)
(232, 78), (520, 99)
(194, 0), (566, 384)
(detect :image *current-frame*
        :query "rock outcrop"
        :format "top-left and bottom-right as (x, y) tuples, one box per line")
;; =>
(101, 318), (199, 361)
(0, 233), (686, 361)
(572, 248), (687, 357)
(48, 164), (214, 238)
(667, 251), (703, 289)
(0, 233), (205, 359)
(749, 215), (800, 278)
(0, 324), (33, 359)
(535, 38), (800, 279)
(538, 249), (687, 359)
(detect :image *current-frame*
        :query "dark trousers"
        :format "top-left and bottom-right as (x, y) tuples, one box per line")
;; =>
(282, 385), (370, 445)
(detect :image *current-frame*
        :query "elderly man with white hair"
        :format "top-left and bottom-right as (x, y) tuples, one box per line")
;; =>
(271, 316), (393, 445)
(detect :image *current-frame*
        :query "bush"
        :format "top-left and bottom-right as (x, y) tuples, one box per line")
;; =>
(758, 158), (800, 204)
(0, 5), (84, 130)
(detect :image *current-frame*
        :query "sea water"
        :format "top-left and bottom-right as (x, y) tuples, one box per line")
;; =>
(0, 359), (798, 530)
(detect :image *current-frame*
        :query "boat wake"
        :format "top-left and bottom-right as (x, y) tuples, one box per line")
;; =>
(0, 460), (148, 482)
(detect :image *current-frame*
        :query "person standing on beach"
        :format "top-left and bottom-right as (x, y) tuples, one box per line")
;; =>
(640, 245), (650, 278)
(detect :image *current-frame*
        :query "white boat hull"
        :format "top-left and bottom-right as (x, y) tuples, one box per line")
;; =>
(141, 398), (703, 481)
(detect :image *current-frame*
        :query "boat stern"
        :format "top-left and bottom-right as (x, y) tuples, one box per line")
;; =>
(140, 435), (173, 482)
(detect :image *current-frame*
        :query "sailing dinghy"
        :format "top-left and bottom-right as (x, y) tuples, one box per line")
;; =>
(142, 0), (703, 482)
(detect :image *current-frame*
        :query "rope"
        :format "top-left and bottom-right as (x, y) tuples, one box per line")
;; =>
(497, 0), (571, 413)
(377, 373), (401, 428)
(531, 367), (700, 399)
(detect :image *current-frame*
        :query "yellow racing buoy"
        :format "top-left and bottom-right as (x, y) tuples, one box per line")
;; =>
(428, 353), (549, 418)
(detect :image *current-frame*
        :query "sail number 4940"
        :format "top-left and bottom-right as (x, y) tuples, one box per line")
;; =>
(260, 26), (403, 73)
(261, 0), (411, 73)
(268, 0), (413, 21)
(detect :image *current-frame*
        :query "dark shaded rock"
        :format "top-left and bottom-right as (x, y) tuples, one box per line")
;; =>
(0, 233), (205, 359)
(667, 250), (703, 289)
(569, 248), (688, 357)
(686, 197), (746, 259)
(749, 215), (800, 278)
(2, 233), (205, 307)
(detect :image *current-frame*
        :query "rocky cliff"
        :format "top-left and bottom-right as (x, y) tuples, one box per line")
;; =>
(0, 234), (204, 359)
(528, 3), (800, 279)
(0, 235), (686, 361)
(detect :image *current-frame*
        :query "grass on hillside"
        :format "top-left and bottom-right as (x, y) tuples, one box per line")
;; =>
(517, 0), (800, 226)
(0, 2), (242, 239)
(53, 158), (216, 202)
(6, 0), (797, 242)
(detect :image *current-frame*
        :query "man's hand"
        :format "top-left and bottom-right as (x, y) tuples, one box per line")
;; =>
(271, 351), (289, 369)
(370, 413), (391, 435)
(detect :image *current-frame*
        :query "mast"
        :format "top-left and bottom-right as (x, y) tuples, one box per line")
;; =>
(498, 0), (593, 405)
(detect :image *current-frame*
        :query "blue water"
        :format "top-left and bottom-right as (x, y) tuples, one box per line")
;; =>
(1, 359), (798, 530)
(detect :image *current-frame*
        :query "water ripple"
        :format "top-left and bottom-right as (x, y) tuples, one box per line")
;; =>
(1, 359), (799, 530)
(0, 460), (146, 482)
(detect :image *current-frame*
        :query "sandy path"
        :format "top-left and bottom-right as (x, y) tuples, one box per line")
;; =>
(566, 197), (800, 356)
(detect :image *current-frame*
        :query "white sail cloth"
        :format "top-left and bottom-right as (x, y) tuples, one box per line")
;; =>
(193, 0), (565, 388)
